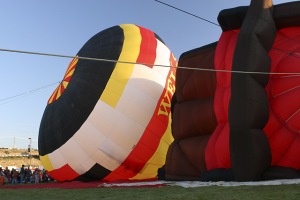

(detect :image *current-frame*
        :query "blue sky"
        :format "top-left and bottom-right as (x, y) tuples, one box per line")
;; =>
(0, 0), (294, 149)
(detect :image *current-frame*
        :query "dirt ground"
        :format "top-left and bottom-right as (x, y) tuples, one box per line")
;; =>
(0, 148), (42, 168)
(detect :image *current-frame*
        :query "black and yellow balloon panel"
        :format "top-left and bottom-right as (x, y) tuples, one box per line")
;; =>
(38, 24), (177, 182)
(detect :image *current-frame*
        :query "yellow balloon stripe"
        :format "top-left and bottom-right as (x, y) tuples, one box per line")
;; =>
(47, 56), (78, 104)
(62, 81), (69, 88)
(40, 155), (54, 171)
(130, 113), (174, 180)
(100, 24), (141, 107)
(47, 87), (59, 104)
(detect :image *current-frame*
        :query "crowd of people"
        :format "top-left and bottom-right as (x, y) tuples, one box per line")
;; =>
(0, 164), (53, 185)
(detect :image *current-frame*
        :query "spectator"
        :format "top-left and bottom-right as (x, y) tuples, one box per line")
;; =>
(3, 167), (9, 176)
(0, 168), (4, 186)
(20, 165), (25, 184)
(11, 169), (18, 184)
(34, 169), (40, 184)
(24, 168), (32, 183)
(6, 169), (11, 184)
(0, 167), (7, 183)
(39, 169), (43, 182)
(0, 167), (4, 176)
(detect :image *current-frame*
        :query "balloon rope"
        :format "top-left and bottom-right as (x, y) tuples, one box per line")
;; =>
(0, 81), (60, 105)
(154, 0), (220, 27)
(1, 48), (300, 75)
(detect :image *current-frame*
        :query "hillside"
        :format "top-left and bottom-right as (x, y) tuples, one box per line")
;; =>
(0, 148), (42, 169)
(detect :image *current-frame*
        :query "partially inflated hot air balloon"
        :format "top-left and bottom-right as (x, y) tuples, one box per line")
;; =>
(39, 24), (177, 182)
(161, 0), (300, 181)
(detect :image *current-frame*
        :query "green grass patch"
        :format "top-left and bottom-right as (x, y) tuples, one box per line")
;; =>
(1, 184), (300, 200)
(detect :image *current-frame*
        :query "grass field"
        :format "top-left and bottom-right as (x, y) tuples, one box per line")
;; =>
(1, 184), (300, 200)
